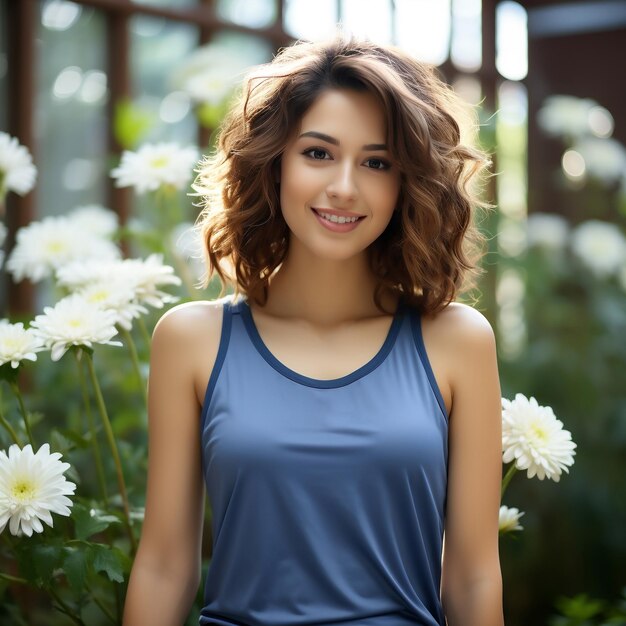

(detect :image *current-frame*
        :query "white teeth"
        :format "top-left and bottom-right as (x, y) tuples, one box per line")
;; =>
(317, 211), (360, 224)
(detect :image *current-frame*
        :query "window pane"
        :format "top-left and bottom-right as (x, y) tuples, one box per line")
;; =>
(36, 1), (108, 216)
(284, 0), (338, 40)
(131, 15), (199, 144)
(396, 0), (450, 65)
(342, 0), (393, 44)
(131, 0), (198, 7)
(217, 0), (277, 29)
(0, 0), (7, 130)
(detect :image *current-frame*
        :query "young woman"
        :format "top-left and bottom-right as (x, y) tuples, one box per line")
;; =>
(123, 36), (504, 626)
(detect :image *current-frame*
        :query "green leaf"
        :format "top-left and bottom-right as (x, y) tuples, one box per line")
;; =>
(62, 545), (93, 592)
(15, 540), (64, 587)
(113, 99), (156, 150)
(73, 503), (120, 541)
(91, 544), (129, 583)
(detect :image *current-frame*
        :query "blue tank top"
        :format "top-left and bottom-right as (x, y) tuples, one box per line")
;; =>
(199, 296), (449, 626)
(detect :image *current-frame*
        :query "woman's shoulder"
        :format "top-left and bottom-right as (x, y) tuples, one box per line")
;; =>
(151, 295), (235, 353)
(420, 301), (496, 369)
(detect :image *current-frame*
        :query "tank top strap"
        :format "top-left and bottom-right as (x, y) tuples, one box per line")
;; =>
(405, 305), (448, 421)
(200, 296), (235, 419)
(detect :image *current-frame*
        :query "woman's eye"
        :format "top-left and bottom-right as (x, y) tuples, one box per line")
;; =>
(303, 148), (330, 160)
(365, 158), (390, 170)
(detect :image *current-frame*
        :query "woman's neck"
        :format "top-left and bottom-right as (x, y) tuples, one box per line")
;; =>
(258, 246), (398, 327)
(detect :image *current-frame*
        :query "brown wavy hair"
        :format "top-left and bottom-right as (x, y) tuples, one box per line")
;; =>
(193, 34), (493, 315)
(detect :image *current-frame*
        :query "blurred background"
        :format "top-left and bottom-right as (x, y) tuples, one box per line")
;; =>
(1, 0), (626, 624)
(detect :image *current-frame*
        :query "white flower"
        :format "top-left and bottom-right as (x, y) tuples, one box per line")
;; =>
(183, 70), (239, 106)
(30, 294), (122, 361)
(0, 443), (76, 537)
(526, 213), (570, 250)
(570, 220), (626, 277)
(110, 143), (199, 194)
(77, 280), (149, 331)
(170, 42), (259, 105)
(499, 505), (524, 534)
(69, 204), (119, 238)
(57, 254), (181, 309)
(502, 393), (576, 481)
(0, 322), (45, 368)
(571, 137), (626, 184)
(0, 132), (37, 196)
(537, 96), (598, 139)
(6, 215), (121, 283)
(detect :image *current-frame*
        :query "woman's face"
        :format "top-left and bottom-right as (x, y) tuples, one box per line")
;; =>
(279, 88), (401, 263)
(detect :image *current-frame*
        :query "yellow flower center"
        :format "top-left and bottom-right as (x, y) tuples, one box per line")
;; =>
(10, 478), (37, 503)
(530, 422), (548, 443)
(150, 156), (170, 169)
(67, 318), (83, 328)
(46, 241), (66, 253)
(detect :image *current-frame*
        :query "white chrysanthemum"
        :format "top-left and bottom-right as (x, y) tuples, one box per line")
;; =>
(0, 322), (45, 368)
(0, 443), (76, 537)
(78, 280), (149, 331)
(170, 41), (259, 101)
(572, 137), (626, 184)
(570, 220), (626, 277)
(69, 204), (119, 238)
(537, 96), (598, 138)
(502, 393), (577, 481)
(30, 294), (122, 361)
(6, 216), (121, 283)
(57, 254), (181, 309)
(0, 132), (37, 196)
(526, 213), (570, 250)
(110, 143), (199, 194)
(499, 505), (524, 534)
(183, 70), (239, 106)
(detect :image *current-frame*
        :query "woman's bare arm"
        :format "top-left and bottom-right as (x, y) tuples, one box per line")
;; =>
(123, 302), (223, 626)
(439, 304), (504, 626)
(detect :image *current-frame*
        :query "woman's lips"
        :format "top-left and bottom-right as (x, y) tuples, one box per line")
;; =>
(311, 207), (365, 233)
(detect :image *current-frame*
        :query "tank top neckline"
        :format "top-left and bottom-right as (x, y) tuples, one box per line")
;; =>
(236, 298), (407, 389)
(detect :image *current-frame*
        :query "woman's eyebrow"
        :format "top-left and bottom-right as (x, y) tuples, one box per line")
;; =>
(298, 131), (388, 151)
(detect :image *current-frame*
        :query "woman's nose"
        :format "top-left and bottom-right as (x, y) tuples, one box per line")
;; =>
(326, 162), (358, 202)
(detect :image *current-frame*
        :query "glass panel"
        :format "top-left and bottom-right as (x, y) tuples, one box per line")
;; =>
(451, 0), (482, 71)
(217, 0), (277, 29)
(396, 0), (450, 65)
(496, 1), (528, 81)
(284, 0), (338, 40)
(0, 0), (7, 130)
(130, 15), (199, 145)
(36, 0), (108, 217)
(131, 0), (198, 8)
(341, 0), (393, 44)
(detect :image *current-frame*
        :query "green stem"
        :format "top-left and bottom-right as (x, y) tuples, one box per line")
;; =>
(9, 381), (34, 448)
(501, 463), (518, 497)
(0, 571), (28, 584)
(87, 585), (117, 624)
(75, 352), (108, 504)
(84, 352), (137, 553)
(49, 587), (86, 626)
(137, 316), (152, 350)
(0, 404), (21, 445)
(119, 326), (148, 407)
